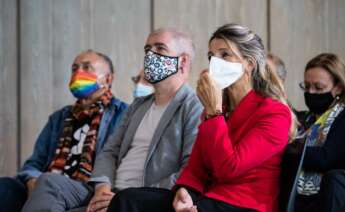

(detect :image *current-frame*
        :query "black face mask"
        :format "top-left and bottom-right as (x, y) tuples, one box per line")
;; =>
(304, 92), (335, 115)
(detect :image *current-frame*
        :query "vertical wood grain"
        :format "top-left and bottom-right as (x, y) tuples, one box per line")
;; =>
(0, 0), (18, 176)
(153, 0), (268, 87)
(271, 0), (345, 110)
(89, 0), (151, 103)
(19, 0), (151, 165)
(2, 0), (345, 174)
(20, 0), (54, 163)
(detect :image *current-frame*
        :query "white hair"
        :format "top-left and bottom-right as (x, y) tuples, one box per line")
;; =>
(150, 27), (195, 63)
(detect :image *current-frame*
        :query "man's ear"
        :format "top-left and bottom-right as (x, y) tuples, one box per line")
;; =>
(179, 53), (190, 74)
(106, 73), (114, 88)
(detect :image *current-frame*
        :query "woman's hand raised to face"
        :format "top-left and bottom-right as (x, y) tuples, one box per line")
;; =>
(197, 70), (223, 116)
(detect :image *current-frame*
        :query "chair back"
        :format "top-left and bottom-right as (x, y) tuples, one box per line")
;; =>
(279, 139), (307, 212)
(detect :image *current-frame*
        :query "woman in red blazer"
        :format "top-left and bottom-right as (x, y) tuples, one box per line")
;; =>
(107, 23), (295, 212)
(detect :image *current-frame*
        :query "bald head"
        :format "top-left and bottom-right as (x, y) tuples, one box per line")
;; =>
(72, 50), (114, 88)
(80, 49), (114, 74)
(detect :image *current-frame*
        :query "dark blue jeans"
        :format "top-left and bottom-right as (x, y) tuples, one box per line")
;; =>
(0, 177), (27, 212)
(108, 187), (253, 212)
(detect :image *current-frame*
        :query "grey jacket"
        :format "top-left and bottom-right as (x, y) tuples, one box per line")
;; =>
(89, 84), (203, 189)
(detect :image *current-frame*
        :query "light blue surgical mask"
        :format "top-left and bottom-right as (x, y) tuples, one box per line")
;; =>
(133, 83), (154, 98)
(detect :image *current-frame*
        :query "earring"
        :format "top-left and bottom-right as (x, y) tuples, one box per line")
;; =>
(336, 95), (340, 100)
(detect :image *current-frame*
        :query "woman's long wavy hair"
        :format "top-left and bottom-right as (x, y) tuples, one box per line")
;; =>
(210, 23), (297, 140)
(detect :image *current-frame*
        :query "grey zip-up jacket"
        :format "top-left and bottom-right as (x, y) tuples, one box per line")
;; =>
(89, 84), (203, 189)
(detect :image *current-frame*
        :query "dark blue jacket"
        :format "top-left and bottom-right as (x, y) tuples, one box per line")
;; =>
(17, 97), (127, 183)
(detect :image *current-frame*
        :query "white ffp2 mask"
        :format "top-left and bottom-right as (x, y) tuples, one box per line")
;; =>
(209, 56), (244, 89)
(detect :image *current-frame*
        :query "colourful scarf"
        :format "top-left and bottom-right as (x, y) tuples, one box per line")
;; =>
(297, 103), (344, 195)
(48, 90), (113, 182)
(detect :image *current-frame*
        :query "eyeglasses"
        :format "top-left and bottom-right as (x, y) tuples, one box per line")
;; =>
(72, 61), (95, 73)
(131, 75), (140, 84)
(299, 81), (331, 93)
(298, 82), (306, 90)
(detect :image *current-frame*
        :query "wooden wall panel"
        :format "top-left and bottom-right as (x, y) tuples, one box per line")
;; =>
(2, 0), (345, 174)
(271, 0), (345, 110)
(89, 0), (151, 103)
(20, 0), (55, 164)
(153, 0), (268, 86)
(19, 0), (151, 165)
(0, 0), (18, 176)
(51, 0), (84, 111)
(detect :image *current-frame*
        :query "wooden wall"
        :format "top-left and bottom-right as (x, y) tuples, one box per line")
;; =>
(19, 0), (150, 175)
(1, 0), (345, 176)
(0, 0), (18, 176)
(271, 0), (345, 109)
(154, 0), (268, 86)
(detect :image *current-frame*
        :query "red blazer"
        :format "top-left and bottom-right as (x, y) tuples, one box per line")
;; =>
(176, 90), (291, 212)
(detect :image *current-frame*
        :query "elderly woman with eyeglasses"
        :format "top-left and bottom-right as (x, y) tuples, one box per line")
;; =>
(293, 53), (345, 212)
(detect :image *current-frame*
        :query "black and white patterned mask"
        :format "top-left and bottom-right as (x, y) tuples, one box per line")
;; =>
(144, 50), (179, 84)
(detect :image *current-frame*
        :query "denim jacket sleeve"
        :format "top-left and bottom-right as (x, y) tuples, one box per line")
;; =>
(95, 99), (128, 155)
(16, 108), (66, 183)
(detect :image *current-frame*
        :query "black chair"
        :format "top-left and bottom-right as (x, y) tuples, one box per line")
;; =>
(279, 139), (307, 212)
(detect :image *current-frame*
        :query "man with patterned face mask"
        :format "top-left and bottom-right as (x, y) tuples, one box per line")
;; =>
(78, 28), (203, 212)
(0, 50), (128, 212)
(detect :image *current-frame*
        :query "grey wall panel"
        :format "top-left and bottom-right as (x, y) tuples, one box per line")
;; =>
(20, 0), (54, 163)
(19, 0), (151, 165)
(271, 0), (345, 110)
(2, 0), (345, 174)
(51, 0), (84, 111)
(89, 0), (151, 103)
(0, 0), (18, 176)
(153, 0), (268, 87)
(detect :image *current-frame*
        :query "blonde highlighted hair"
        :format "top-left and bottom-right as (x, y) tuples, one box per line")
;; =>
(210, 23), (297, 140)
(305, 53), (345, 104)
